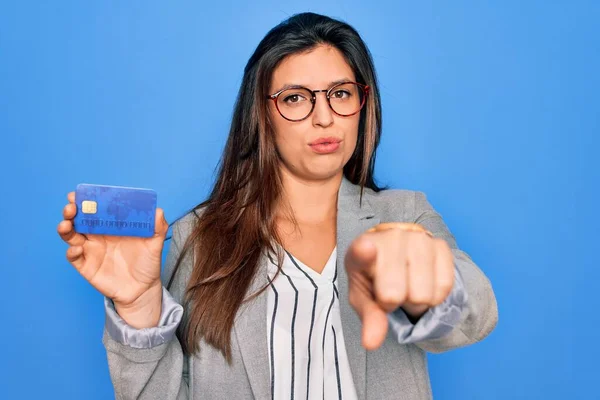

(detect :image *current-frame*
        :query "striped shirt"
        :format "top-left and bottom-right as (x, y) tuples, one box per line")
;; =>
(266, 246), (358, 400)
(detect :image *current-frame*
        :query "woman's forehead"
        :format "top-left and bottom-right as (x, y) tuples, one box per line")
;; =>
(270, 45), (356, 91)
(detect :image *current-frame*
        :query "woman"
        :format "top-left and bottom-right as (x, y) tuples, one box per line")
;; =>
(58, 12), (497, 400)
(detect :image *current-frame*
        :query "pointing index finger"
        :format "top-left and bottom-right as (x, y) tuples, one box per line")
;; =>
(347, 267), (389, 350)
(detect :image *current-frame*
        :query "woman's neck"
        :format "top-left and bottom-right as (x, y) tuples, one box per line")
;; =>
(276, 169), (342, 224)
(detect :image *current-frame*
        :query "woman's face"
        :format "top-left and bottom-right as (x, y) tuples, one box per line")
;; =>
(268, 45), (360, 182)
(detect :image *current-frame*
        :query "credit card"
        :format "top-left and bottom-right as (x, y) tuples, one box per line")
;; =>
(73, 183), (157, 238)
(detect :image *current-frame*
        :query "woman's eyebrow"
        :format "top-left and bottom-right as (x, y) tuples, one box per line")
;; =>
(274, 78), (354, 93)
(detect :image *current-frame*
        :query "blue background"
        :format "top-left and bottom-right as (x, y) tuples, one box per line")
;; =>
(1, 1), (597, 399)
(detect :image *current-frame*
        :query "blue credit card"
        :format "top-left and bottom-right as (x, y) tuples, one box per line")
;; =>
(73, 183), (157, 238)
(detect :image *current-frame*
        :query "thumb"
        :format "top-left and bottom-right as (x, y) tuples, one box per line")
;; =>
(154, 208), (169, 238)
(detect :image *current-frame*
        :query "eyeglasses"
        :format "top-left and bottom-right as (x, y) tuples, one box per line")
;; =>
(267, 81), (370, 122)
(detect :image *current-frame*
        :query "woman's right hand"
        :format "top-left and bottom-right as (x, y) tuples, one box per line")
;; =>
(58, 191), (170, 328)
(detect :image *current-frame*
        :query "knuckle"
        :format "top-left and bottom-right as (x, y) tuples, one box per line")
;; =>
(435, 286), (452, 302)
(411, 231), (428, 245)
(408, 236), (431, 259)
(435, 238), (451, 251)
(378, 301), (399, 313)
(430, 296), (445, 306)
(378, 289), (406, 306)
(438, 281), (454, 296)
(377, 292), (400, 305)
(430, 293), (447, 306)
(389, 228), (405, 241)
(409, 290), (433, 304)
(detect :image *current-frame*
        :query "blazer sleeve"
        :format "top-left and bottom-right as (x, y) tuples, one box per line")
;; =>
(101, 216), (193, 399)
(404, 191), (499, 354)
(386, 258), (468, 344)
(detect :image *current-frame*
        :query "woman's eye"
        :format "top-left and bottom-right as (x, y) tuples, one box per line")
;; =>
(283, 94), (306, 103)
(332, 90), (351, 99)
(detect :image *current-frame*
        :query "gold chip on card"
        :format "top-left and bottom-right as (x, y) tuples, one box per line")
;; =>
(81, 200), (98, 214)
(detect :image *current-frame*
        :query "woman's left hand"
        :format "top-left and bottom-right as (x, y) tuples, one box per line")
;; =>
(344, 226), (455, 350)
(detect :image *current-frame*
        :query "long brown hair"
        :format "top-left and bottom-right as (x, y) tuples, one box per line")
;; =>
(167, 12), (383, 361)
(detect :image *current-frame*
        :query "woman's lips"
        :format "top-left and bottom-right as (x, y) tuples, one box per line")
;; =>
(309, 138), (342, 154)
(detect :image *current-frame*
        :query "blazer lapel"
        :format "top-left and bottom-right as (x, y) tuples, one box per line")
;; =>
(233, 256), (271, 400)
(336, 176), (380, 400)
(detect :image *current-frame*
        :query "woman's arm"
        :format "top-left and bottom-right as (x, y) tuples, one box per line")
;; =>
(101, 218), (193, 399)
(406, 191), (498, 353)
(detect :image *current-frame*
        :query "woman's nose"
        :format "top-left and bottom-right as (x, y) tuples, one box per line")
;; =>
(312, 92), (334, 128)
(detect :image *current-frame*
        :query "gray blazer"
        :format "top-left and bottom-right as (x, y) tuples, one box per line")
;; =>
(102, 177), (498, 399)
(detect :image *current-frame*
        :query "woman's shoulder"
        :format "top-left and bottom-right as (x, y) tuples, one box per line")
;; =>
(363, 185), (430, 220)
(169, 206), (205, 245)
(364, 184), (426, 205)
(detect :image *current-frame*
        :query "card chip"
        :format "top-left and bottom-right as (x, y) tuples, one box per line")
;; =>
(82, 200), (97, 214)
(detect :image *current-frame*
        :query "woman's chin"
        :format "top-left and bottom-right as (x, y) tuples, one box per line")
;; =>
(303, 166), (345, 181)
(280, 159), (346, 182)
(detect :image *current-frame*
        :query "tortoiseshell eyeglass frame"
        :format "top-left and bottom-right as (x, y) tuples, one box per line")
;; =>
(266, 81), (370, 122)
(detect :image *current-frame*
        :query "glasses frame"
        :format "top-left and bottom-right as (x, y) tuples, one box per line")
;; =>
(266, 81), (370, 122)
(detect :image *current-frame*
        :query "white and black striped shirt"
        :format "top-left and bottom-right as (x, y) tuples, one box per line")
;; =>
(266, 247), (358, 400)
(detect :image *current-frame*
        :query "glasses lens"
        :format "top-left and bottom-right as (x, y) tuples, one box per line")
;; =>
(329, 83), (365, 116)
(276, 88), (314, 121)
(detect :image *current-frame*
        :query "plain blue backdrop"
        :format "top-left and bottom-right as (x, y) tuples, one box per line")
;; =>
(1, 1), (598, 399)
